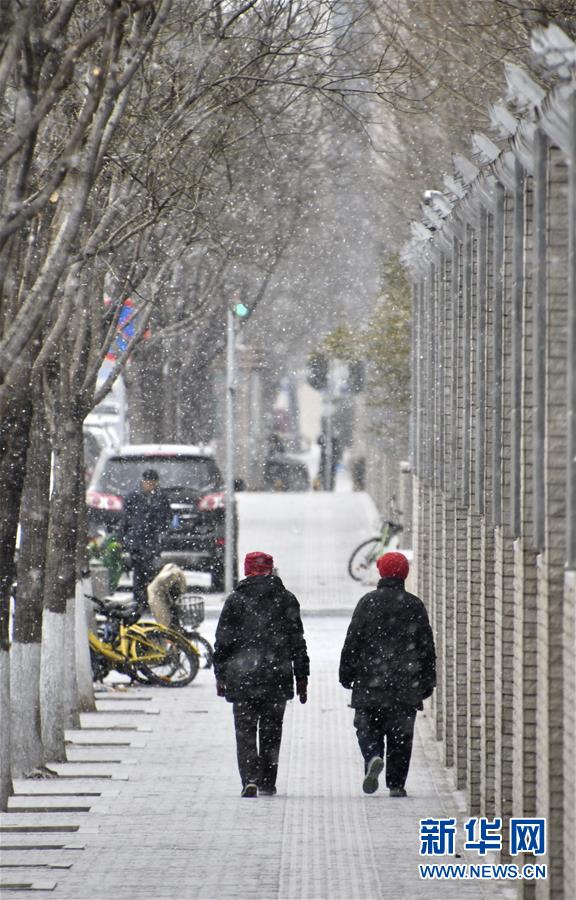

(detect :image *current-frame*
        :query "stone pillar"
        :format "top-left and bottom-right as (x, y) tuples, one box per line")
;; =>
(432, 255), (447, 743)
(517, 157), (539, 832)
(535, 143), (570, 900)
(466, 215), (483, 813)
(453, 234), (469, 790)
(505, 158), (541, 883)
(438, 250), (453, 759)
(495, 179), (516, 832)
(563, 90), (576, 900)
(480, 202), (497, 817)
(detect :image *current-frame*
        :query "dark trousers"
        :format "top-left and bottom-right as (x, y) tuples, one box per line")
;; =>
(131, 553), (158, 608)
(232, 698), (287, 789)
(353, 704), (417, 789)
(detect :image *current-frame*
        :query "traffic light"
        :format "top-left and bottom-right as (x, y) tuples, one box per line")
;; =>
(306, 352), (328, 391)
(233, 301), (250, 318)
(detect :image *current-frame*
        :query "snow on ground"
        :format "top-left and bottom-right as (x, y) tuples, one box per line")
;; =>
(3, 485), (512, 899)
(235, 489), (379, 613)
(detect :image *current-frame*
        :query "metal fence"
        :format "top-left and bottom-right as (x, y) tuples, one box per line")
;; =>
(403, 24), (575, 900)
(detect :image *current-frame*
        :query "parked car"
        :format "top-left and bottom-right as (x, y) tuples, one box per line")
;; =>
(84, 397), (125, 446)
(86, 444), (237, 591)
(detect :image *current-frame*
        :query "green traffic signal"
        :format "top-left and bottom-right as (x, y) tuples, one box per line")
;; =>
(233, 302), (250, 318)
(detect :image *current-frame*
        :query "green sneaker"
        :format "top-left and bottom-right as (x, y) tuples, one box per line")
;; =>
(241, 783), (258, 798)
(362, 757), (384, 794)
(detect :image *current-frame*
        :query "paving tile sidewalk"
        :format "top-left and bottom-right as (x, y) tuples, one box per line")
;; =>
(2, 493), (515, 899)
(2, 617), (512, 900)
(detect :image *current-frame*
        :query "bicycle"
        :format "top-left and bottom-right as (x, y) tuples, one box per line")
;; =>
(347, 518), (404, 583)
(87, 595), (200, 687)
(166, 591), (214, 670)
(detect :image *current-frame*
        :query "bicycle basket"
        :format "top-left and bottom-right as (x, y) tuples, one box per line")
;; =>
(176, 594), (204, 628)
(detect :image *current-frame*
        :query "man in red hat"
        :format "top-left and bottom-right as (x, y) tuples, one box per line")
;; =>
(213, 551), (309, 797)
(339, 551), (436, 797)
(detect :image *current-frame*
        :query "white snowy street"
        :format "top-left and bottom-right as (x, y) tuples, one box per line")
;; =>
(1, 489), (511, 899)
(233, 489), (383, 613)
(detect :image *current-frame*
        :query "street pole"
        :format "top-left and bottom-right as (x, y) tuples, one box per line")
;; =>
(324, 359), (334, 490)
(225, 307), (235, 594)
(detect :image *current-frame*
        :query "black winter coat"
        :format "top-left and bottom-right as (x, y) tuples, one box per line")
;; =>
(339, 576), (436, 710)
(117, 488), (172, 556)
(213, 574), (309, 703)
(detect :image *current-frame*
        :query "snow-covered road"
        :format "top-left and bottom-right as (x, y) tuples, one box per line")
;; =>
(235, 490), (381, 612)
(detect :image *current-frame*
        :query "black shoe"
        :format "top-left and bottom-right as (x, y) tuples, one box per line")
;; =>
(389, 787), (407, 798)
(259, 786), (277, 796)
(241, 783), (258, 798)
(362, 756), (384, 794)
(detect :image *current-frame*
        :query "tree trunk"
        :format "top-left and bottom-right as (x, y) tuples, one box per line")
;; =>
(0, 639), (10, 810)
(0, 366), (32, 606)
(41, 416), (83, 760)
(40, 609), (67, 761)
(0, 365), (32, 806)
(11, 396), (51, 776)
(75, 576), (96, 713)
(63, 593), (80, 730)
(10, 643), (42, 776)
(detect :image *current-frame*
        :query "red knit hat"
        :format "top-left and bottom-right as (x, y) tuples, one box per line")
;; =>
(376, 551), (409, 580)
(244, 551), (274, 576)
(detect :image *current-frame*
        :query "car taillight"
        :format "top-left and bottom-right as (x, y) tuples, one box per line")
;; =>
(87, 490), (123, 511)
(197, 491), (225, 511)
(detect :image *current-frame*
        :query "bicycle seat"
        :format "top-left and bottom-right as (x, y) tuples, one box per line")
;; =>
(103, 598), (141, 623)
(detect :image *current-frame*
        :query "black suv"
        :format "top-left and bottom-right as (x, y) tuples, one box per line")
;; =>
(86, 444), (237, 590)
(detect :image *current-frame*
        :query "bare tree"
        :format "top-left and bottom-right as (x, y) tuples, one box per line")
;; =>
(0, 0), (175, 797)
(0, 0), (401, 802)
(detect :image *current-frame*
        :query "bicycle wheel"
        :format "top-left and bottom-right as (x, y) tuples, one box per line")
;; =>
(131, 627), (199, 687)
(184, 631), (214, 669)
(348, 537), (381, 583)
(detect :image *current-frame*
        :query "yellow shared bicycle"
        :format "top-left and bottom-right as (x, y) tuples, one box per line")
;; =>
(88, 595), (199, 687)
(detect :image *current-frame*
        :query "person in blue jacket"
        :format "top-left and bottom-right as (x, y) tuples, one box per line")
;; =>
(117, 469), (172, 608)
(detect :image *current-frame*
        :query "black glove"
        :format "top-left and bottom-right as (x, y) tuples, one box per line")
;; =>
(216, 680), (226, 697)
(340, 681), (353, 690)
(296, 679), (308, 704)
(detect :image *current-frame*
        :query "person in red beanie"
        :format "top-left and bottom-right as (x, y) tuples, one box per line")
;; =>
(213, 551), (309, 797)
(339, 551), (436, 797)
